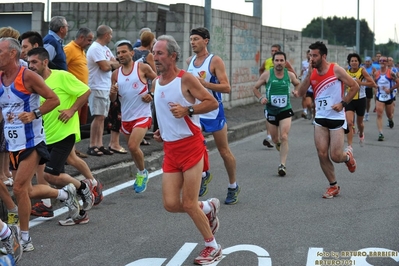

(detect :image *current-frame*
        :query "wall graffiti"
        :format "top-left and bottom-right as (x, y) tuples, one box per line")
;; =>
(231, 67), (258, 84)
(232, 84), (255, 100)
(232, 26), (259, 61)
(64, 13), (138, 32)
(210, 25), (228, 60)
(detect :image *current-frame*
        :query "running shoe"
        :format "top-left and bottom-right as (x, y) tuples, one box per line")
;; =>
(79, 179), (94, 211)
(1, 225), (22, 262)
(301, 112), (307, 119)
(93, 178), (104, 206)
(199, 171), (213, 197)
(262, 138), (274, 148)
(30, 201), (54, 217)
(364, 113), (369, 121)
(275, 142), (281, 152)
(58, 212), (89, 226)
(322, 185), (340, 199)
(345, 148), (356, 173)
(224, 185), (240, 205)
(388, 119), (394, 128)
(205, 198), (220, 235)
(134, 170), (149, 193)
(62, 183), (80, 220)
(7, 211), (19, 225)
(194, 244), (222, 265)
(21, 237), (34, 252)
(378, 133), (384, 141)
(278, 164), (286, 176)
(359, 133), (365, 147)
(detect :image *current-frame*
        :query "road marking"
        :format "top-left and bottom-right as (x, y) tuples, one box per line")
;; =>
(29, 169), (163, 228)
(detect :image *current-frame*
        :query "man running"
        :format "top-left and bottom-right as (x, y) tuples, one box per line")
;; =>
(110, 40), (157, 193)
(186, 27), (240, 205)
(153, 35), (222, 265)
(374, 55), (399, 140)
(293, 41), (359, 199)
(253, 51), (300, 176)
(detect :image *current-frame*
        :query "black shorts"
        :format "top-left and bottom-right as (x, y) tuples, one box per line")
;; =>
(266, 109), (294, 126)
(9, 141), (50, 171)
(44, 134), (75, 176)
(315, 118), (348, 133)
(365, 87), (373, 99)
(108, 98), (121, 133)
(376, 98), (394, 105)
(345, 98), (366, 116)
(306, 91), (314, 98)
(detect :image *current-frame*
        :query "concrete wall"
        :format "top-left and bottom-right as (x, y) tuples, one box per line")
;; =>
(1, 1), (355, 108)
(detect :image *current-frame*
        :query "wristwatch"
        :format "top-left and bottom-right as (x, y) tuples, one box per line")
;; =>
(33, 108), (42, 119)
(188, 106), (194, 117)
(340, 101), (348, 108)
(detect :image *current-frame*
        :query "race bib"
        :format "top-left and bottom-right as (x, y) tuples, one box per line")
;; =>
(378, 93), (390, 101)
(315, 95), (332, 111)
(4, 123), (26, 147)
(270, 95), (287, 108)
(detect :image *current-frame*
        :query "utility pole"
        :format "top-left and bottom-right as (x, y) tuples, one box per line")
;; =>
(356, 0), (360, 53)
(253, 0), (262, 21)
(372, 0), (375, 56)
(204, 0), (212, 52)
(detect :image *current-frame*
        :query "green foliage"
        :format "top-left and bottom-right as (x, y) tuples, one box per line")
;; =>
(302, 16), (399, 59)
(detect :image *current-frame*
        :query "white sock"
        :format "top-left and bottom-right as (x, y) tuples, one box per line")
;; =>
(202, 172), (207, 178)
(0, 222), (10, 240)
(138, 169), (147, 175)
(91, 178), (98, 187)
(303, 109), (308, 114)
(21, 231), (29, 242)
(228, 182), (237, 189)
(8, 206), (17, 213)
(201, 201), (212, 215)
(266, 135), (272, 140)
(205, 237), (218, 249)
(57, 189), (68, 201)
(41, 198), (52, 207)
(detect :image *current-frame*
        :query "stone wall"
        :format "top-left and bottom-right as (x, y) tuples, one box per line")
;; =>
(1, 1), (355, 108)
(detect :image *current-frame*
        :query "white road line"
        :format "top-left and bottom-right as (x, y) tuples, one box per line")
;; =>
(29, 169), (163, 228)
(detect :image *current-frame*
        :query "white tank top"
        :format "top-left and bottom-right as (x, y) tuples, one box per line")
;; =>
(311, 64), (345, 120)
(154, 70), (201, 142)
(117, 62), (151, 122)
(0, 67), (45, 151)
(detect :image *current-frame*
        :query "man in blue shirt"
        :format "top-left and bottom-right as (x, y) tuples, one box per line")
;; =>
(43, 16), (68, 70)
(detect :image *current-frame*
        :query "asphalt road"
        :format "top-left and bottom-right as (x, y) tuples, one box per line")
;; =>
(19, 113), (399, 266)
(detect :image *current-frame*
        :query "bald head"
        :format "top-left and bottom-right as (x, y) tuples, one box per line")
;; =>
(97, 25), (112, 38)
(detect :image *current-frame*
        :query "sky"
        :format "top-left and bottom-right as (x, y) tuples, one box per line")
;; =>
(5, 0), (398, 44)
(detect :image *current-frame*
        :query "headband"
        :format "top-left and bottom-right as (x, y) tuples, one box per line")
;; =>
(190, 29), (210, 40)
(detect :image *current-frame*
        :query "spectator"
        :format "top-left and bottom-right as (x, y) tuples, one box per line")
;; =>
(43, 16), (69, 70)
(133, 27), (151, 48)
(86, 25), (119, 156)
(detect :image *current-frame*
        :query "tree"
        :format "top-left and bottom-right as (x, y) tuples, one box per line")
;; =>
(302, 16), (384, 57)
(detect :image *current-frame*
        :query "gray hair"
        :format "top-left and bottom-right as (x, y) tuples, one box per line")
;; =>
(0, 37), (21, 61)
(75, 27), (92, 39)
(156, 35), (181, 62)
(49, 16), (67, 33)
(139, 27), (151, 37)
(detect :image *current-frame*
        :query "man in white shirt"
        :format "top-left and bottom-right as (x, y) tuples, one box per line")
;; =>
(86, 25), (119, 156)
